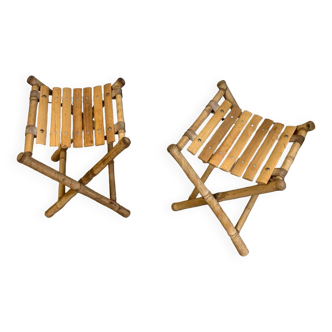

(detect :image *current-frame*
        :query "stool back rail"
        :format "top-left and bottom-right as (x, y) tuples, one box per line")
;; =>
(167, 80), (315, 256)
(18, 76), (131, 218)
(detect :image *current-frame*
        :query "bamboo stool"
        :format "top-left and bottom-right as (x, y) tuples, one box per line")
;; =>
(167, 80), (315, 256)
(18, 76), (131, 218)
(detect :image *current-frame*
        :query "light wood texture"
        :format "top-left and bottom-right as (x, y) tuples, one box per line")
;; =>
(177, 87), (226, 151)
(243, 123), (284, 181)
(168, 144), (249, 256)
(172, 179), (285, 211)
(108, 142), (116, 201)
(93, 86), (105, 146)
(235, 195), (258, 232)
(188, 164), (215, 199)
(83, 87), (94, 147)
(187, 100), (232, 155)
(198, 106), (242, 163)
(50, 87), (61, 147)
(61, 88), (72, 148)
(18, 152), (130, 218)
(24, 85), (39, 154)
(256, 126), (296, 184)
(231, 118), (273, 177)
(220, 114), (263, 172)
(209, 111), (252, 167)
(27, 76), (52, 94)
(115, 93), (125, 140)
(44, 137), (131, 218)
(73, 88), (83, 147)
(104, 84), (115, 143)
(58, 148), (67, 198)
(36, 85), (50, 145)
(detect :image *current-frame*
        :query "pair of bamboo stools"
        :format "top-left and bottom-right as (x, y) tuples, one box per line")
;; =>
(18, 76), (315, 256)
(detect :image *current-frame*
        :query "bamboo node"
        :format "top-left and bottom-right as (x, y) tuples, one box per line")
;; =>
(290, 134), (305, 145)
(114, 121), (126, 134)
(30, 90), (39, 101)
(25, 125), (37, 137)
(207, 100), (220, 112)
(112, 88), (122, 99)
(184, 129), (197, 141)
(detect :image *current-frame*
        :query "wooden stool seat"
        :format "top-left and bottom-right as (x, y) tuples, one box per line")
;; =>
(18, 76), (131, 218)
(168, 80), (315, 256)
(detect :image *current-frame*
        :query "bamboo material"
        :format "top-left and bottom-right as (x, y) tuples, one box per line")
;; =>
(235, 195), (260, 234)
(61, 88), (72, 148)
(114, 91), (125, 140)
(36, 85), (50, 145)
(188, 164), (215, 199)
(58, 148), (67, 198)
(256, 126), (296, 184)
(108, 142), (116, 201)
(209, 111), (252, 167)
(168, 144), (249, 256)
(198, 106), (242, 163)
(217, 80), (239, 107)
(231, 119), (273, 177)
(220, 114), (262, 172)
(177, 87), (226, 151)
(172, 180), (285, 211)
(187, 100), (232, 155)
(93, 86), (105, 146)
(104, 84), (115, 143)
(24, 84), (39, 154)
(17, 152), (130, 217)
(50, 87), (61, 147)
(83, 87), (93, 147)
(73, 88), (83, 147)
(44, 137), (131, 218)
(243, 123), (284, 181)
(27, 76), (52, 94)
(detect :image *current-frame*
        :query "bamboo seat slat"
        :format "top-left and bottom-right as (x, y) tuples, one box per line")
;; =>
(61, 88), (72, 148)
(198, 106), (242, 163)
(243, 123), (284, 181)
(220, 114), (262, 172)
(256, 126), (296, 184)
(83, 87), (94, 147)
(104, 83), (115, 143)
(187, 100), (232, 155)
(73, 88), (83, 148)
(50, 87), (61, 147)
(36, 85), (50, 145)
(231, 118), (274, 177)
(209, 111), (252, 167)
(93, 86), (105, 146)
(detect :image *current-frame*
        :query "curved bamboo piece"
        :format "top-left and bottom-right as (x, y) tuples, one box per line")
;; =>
(17, 153), (130, 218)
(168, 144), (249, 256)
(45, 137), (131, 218)
(172, 180), (285, 211)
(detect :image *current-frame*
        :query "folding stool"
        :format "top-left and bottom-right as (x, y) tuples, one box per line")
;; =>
(167, 80), (315, 256)
(18, 76), (131, 218)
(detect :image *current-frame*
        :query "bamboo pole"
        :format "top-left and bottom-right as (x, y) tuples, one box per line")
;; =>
(44, 137), (131, 218)
(24, 74), (45, 154)
(172, 179), (285, 211)
(17, 153), (130, 217)
(58, 148), (67, 199)
(113, 78), (126, 140)
(189, 164), (215, 199)
(168, 144), (249, 256)
(235, 195), (259, 232)
(108, 142), (116, 201)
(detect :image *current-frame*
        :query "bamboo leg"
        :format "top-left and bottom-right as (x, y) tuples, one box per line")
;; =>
(108, 142), (116, 201)
(58, 148), (67, 199)
(168, 144), (249, 256)
(235, 195), (259, 233)
(172, 180), (285, 211)
(24, 74), (44, 154)
(189, 164), (215, 199)
(44, 137), (130, 218)
(17, 153), (130, 218)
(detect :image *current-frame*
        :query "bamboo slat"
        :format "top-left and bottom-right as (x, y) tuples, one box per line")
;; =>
(93, 86), (105, 146)
(209, 111), (252, 167)
(231, 118), (273, 177)
(243, 123), (284, 181)
(256, 126), (296, 184)
(36, 85), (50, 145)
(198, 106), (242, 163)
(73, 88), (83, 148)
(61, 88), (72, 148)
(220, 114), (262, 172)
(104, 84), (115, 143)
(50, 87), (61, 147)
(187, 100), (232, 155)
(83, 87), (94, 147)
